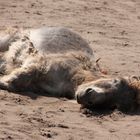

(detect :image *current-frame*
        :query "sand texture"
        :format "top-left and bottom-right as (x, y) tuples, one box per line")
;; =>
(0, 0), (140, 139)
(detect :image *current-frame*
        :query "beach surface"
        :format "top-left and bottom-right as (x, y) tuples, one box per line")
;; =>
(0, 0), (140, 139)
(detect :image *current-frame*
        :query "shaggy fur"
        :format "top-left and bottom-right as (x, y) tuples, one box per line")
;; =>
(0, 27), (140, 111)
(0, 27), (100, 99)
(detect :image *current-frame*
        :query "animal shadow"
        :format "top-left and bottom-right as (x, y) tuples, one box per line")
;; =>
(80, 106), (140, 117)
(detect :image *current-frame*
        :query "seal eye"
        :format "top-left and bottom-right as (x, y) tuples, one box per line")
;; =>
(85, 88), (93, 94)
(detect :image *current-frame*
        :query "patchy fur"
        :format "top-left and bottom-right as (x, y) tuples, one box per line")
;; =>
(0, 27), (100, 99)
(0, 27), (140, 111)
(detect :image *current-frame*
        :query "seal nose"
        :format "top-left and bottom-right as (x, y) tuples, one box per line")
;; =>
(76, 88), (93, 104)
(85, 88), (93, 95)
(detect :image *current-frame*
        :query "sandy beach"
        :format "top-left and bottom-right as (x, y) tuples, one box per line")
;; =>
(0, 0), (140, 139)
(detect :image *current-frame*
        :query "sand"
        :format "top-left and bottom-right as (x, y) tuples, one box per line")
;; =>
(0, 0), (140, 139)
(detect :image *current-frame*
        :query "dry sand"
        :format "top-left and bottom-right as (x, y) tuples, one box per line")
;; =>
(0, 0), (140, 139)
